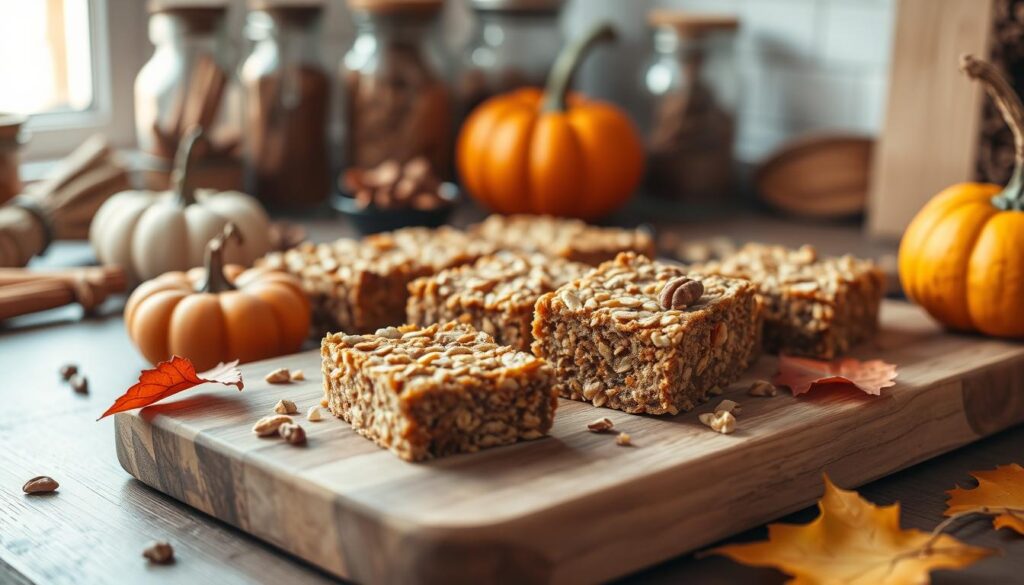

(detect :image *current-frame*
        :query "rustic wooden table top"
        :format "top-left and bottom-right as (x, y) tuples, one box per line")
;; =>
(2, 214), (1022, 585)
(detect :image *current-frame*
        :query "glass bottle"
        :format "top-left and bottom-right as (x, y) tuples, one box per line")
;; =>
(640, 11), (739, 204)
(341, 0), (452, 176)
(241, 1), (331, 212)
(457, 0), (565, 122)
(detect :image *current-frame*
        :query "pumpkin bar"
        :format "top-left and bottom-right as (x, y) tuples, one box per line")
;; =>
(469, 214), (656, 266)
(321, 322), (557, 461)
(261, 227), (494, 334)
(406, 252), (593, 351)
(532, 252), (762, 415)
(693, 244), (885, 359)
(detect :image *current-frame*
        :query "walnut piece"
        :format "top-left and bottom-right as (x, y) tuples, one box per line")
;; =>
(59, 364), (78, 380)
(279, 422), (307, 445)
(290, 369), (306, 382)
(252, 415), (293, 436)
(659, 276), (704, 310)
(22, 476), (58, 494)
(273, 399), (298, 415)
(714, 399), (742, 415)
(698, 410), (736, 434)
(142, 541), (174, 564)
(748, 379), (778, 397)
(69, 375), (88, 394)
(587, 417), (615, 433)
(264, 368), (291, 384)
(616, 432), (632, 446)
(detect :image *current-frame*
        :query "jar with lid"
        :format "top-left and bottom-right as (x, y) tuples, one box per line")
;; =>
(135, 0), (242, 189)
(457, 0), (565, 122)
(241, 0), (331, 212)
(341, 0), (452, 176)
(639, 11), (739, 204)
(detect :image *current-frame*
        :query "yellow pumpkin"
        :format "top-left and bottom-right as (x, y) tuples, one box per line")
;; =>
(124, 224), (310, 370)
(899, 55), (1024, 338)
(456, 23), (644, 220)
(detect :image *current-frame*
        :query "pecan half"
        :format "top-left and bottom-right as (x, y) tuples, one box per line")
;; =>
(659, 277), (704, 310)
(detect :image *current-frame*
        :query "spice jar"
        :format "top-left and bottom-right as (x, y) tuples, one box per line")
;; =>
(0, 115), (25, 205)
(241, 0), (331, 212)
(640, 11), (739, 203)
(457, 0), (565, 122)
(342, 0), (452, 176)
(135, 0), (242, 188)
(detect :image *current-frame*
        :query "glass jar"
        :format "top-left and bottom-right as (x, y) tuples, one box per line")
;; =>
(457, 0), (564, 122)
(640, 11), (739, 204)
(241, 1), (331, 212)
(135, 1), (242, 189)
(0, 114), (25, 205)
(341, 0), (452, 176)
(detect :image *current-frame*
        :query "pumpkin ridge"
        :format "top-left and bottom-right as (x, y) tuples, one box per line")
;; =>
(484, 106), (538, 213)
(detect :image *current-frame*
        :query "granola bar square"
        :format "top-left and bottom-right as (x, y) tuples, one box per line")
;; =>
(532, 253), (762, 415)
(321, 322), (557, 461)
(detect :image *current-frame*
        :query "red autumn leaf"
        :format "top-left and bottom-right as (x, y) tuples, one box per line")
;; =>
(773, 355), (897, 397)
(98, 356), (243, 420)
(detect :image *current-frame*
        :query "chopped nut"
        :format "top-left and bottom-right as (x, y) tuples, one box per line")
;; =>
(69, 375), (88, 394)
(264, 368), (291, 384)
(748, 379), (778, 397)
(290, 369), (305, 382)
(59, 364), (78, 380)
(22, 476), (58, 494)
(659, 276), (704, 310)
(616, 432), (632, 446)
(320, 397), (329, 408)
(252, 415), (293, 437)
(273, 399), (298, 415)
(587, 417), (615, 433)
(714, 399), (742, 416)
(143, 541), (174, 564)
(306, 406), (323, 422)
(279, 422), (307, 445)
(698, 411), (736, 434)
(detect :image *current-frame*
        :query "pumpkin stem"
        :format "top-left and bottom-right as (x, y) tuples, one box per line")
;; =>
(199, 223), (243, 294)
(541, 23), (618, 113)
(961, 54), (1024, 210)
(172, 126), (205, 207)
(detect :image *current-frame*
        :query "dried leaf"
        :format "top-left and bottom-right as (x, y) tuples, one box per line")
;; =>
(98, 356), (242, 419)
(711, 475), (993, 584)
(946, 463), (1024, 535)
(773, 355), (897, 396)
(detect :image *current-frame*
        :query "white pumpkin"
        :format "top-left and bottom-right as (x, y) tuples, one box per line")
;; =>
(90, 129), (272, 283)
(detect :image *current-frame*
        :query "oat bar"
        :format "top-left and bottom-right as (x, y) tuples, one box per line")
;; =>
(693, 244), (884, 359)
(407, 252), (592, 350)
(532, 252), (762, 415)
(469, 214), (656, 266)
(321, 322), (557, 461)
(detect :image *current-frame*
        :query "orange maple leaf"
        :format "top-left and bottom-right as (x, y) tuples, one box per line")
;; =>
(710, 475), (993, 584)
(98, 356), (243, 420)
(946, 464), (1024, 535)
(773, 355), (897, 396)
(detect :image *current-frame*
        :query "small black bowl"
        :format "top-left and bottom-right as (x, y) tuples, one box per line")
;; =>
(332, 183), (458, 236)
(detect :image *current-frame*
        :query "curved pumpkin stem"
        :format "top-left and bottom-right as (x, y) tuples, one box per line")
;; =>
(171, 126), (205, 207)
(541, 23), (617, 113)
(961, 54), (1024, 210)
(198, 223), (243, 294)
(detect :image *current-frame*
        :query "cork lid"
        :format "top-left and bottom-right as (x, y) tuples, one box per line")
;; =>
(148, 0), (228, 12)
(347, 0), (443, 14)
(0, 114), (26, 142)
(648, 10), (739, 35)
(249, 0), (323, 9)
(470, 0), (564, 12)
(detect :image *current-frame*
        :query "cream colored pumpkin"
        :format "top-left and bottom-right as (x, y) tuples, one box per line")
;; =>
(90, 129), (271, 283)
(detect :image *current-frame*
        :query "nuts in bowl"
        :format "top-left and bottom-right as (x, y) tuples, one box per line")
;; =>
(335, 157), (457, 235)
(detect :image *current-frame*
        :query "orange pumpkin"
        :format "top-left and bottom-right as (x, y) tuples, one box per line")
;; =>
(124, 224), (310, 370)
(457, 23), (644, 220)
(899, 55), (1024, 338)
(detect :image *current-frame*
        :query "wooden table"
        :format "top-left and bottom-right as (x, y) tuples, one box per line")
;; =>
(2, 216), (1022, 585)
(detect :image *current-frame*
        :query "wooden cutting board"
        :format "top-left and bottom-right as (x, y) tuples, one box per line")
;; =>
(114, 300), (1024, 585)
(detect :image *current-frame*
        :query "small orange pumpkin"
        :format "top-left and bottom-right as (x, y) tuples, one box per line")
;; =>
(456, 23), (644, 220)
(124, 224), (310, 370)
(899, 55), (1024, 338)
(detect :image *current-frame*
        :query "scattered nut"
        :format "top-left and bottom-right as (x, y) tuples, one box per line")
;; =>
(320, 397), (329, 408)
(714, 399), (742, 416)
(290, 369), (305, 382)
(273, 399), (298, 415)
(699, 411), (736, 434)
(69, 374), (88, 394)
(659, 276), (704, 310)
(264, 368), (291, 384)
(587, 417), (615, 433)
(616, 432), (632, 446)
(142, 541), (174, 564)
(748, 379), (778, 397)
(708, 385), (723, 396)
(22, 476), (59, 494)
(59, 364), (78, 380)
(252, 415), (293, 437)
(306, 406), (323, 422)
(279, 422), (307, 445)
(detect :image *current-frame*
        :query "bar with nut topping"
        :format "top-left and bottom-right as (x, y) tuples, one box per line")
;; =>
(532, 252), (762, 415)
(321, 322), (558, 461)
(692, 244), (884, 359)
(407, 252), (593, 350)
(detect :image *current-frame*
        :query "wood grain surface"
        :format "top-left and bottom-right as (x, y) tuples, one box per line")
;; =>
(114, 300), (1024, 585)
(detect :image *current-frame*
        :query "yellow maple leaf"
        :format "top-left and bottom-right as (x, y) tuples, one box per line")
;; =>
(710, 475), (993, 585)
(946, 463), (1024, 535)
